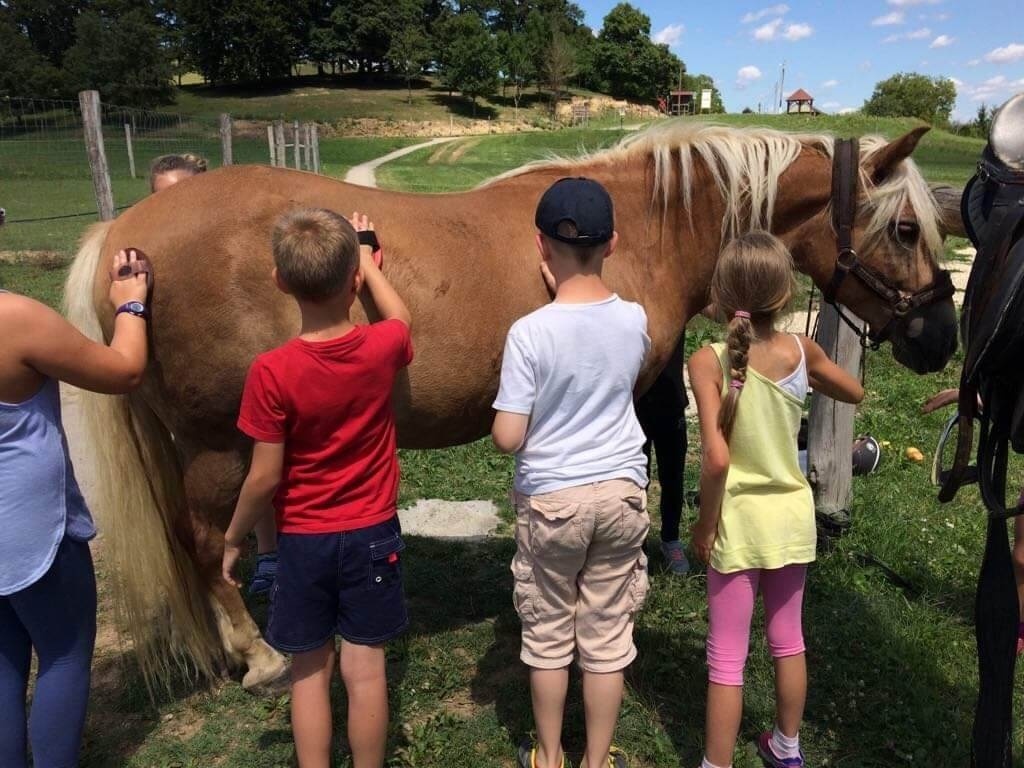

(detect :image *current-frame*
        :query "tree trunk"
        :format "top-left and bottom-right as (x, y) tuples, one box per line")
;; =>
(317, 63), (325, 76)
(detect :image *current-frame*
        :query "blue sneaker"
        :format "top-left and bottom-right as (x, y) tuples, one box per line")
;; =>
(660, 540), (690, 575)
(757, 731), (804, 768)
(248, 552), (278, 596)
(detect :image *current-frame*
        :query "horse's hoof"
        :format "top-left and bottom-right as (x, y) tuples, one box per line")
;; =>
(242, 658), (291, 697)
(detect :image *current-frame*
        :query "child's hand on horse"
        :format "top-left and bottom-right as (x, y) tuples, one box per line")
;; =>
(108, 248), (150, 308)
(222, 537), (246, 588)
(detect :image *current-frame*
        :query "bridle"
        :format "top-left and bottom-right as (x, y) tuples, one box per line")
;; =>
(822, 137), (955, 349)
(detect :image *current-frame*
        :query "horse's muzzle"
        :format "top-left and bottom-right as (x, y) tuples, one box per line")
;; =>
(890, 298), (959, 374)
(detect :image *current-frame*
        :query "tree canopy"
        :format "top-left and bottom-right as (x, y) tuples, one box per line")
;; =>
(863, 72), (957, 125)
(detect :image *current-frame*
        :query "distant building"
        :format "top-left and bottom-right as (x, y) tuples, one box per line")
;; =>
(668, 90), (695, 116)
(785, 88), (821, 115)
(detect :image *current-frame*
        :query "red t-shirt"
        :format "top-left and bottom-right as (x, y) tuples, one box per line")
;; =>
(237, 319), (413, 534)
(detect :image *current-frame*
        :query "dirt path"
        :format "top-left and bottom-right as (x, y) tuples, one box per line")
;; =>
(344, 137), (459, 188)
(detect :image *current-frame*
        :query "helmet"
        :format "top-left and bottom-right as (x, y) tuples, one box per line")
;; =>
(852, 435), (882, 476)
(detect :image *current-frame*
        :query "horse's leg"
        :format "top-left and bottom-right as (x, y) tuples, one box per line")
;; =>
(183, 448), (290, 694)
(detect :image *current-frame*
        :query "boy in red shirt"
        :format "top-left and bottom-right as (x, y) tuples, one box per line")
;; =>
(222, 208), (412, 768)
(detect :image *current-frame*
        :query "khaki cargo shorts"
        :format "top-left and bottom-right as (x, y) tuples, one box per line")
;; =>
(512, 478), (650, 673)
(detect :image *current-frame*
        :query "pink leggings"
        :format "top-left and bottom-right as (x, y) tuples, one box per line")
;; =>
(706, 564), (807, 686)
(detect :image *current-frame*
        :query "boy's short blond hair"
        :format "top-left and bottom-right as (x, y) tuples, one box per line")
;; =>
(272, 208), (359, 302)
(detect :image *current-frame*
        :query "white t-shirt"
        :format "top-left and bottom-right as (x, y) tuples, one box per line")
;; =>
(493, 294), (651, 495)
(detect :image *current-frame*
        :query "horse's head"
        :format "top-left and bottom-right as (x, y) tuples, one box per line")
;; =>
(788, 127), (958, 374)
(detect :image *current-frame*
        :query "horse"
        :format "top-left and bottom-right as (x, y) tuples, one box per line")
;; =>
(63, 121), (961, 694)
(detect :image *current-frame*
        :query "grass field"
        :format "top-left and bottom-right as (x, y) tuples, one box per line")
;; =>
(2, 116), (1013, 768)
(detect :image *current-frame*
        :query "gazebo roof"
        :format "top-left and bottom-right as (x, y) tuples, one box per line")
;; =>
(786, 88), (813, 102)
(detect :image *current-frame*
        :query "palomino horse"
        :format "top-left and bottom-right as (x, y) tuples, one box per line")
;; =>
(65, 122), (960, 693)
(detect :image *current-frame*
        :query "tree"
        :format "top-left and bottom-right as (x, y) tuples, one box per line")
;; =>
(332, 0), (423, 77)
(542, 28), (576, 112)
(682, 72), (726, 113)
(497, 29), (534, 115)
(593, 3), (683, 102)
(863, 72), (957, 124)
(0, 15), (62, 97)
(388, 23), (430, 102)
(439, 11), (499, 113)
(2, 0), (89, 68)
(62, 9), (174, 106)
(974, 103), (993, 139)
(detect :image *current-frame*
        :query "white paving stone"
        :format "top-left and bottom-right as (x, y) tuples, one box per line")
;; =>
(398, 498), (503, 540)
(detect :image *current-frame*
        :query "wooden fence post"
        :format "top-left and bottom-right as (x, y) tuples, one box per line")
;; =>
(79, 90), (115, 221)
(311, 124), (321, 174)
(293, 120), (301, 169)
(302, 124), (311, 170)
(807, 302), (863, 524)
(219, 113), (233, 166)
(274, 120), (286, 168)
(267, 124), (276, 166)
(124, 122), (136, 179)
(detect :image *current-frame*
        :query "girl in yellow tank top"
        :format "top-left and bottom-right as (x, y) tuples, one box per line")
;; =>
(687, 233), (864, 768)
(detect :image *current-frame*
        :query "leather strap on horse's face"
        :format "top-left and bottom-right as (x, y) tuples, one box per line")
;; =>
(822, 137), (955, 348)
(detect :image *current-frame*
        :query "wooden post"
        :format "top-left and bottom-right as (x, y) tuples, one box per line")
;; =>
(267, 124), (276, 166)
(79, 90), (115, 221)
(293, 120), (301, 169)
(219, 113), (233, 166)
(124, 122), (136, 179)
(302, 124), (312, 170)
(807, 302), (863, 524)
(311, 124), (321, 173)
(274, 120), (286, 168)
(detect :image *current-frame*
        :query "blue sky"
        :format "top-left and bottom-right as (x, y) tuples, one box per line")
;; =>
(574, 0), (1024, 122)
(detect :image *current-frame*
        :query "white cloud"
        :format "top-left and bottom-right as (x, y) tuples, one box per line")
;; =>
(821, 79), (839, 88)
(954, 74), (1024, 105)
(839, 107), (859, 114)
(967, 58), (981, 66)
(821, 101), (841, 109)
(872, 11), (905, 25)
(884, 26), (931, 43)
(754, 18), (783, 40)
(741, 4), (789, 23)
(652, 24), (684, 46)
(754, 18), (812, 41)
(736, 65), (763, 89)
(985, 43), (1024, 64)
(783, 23), (813, 40)
(930, 34), (954, 48)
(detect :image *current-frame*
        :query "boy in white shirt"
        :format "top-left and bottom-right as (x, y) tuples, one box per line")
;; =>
(492, 177), (651, 768)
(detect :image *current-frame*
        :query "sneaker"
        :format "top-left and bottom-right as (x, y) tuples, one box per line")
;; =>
(517, 739), (568, 768)
(580, 745), (628, 768)
(248, 551), (278, 596)
(661, 540), (690, 575)
(757, 731), (805, 768)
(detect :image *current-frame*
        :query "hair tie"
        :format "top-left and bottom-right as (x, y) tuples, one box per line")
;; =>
(730, 379), (744, 390)
(733, 310), (751, 320)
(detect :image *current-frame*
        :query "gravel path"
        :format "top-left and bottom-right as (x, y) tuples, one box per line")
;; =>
(344, 137), (459, 188)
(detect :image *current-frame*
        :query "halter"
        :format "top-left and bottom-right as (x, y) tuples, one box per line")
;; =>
(822, 137), (955, 349)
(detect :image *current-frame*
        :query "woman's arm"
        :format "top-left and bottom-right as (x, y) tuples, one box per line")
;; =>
(14, 249), (150, 394)
(802, 337), (865, 404)
(688, 346), (731, 565)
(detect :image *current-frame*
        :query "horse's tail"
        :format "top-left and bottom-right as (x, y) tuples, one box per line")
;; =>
(64, 222), (223, 691)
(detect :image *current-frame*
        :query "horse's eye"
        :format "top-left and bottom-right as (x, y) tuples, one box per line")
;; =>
(893, 220), (920, 246)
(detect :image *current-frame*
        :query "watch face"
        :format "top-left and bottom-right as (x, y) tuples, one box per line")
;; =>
(126, 301), (146, 314)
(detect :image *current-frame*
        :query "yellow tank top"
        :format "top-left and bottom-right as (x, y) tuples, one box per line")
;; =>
(709, 342), (816, 574)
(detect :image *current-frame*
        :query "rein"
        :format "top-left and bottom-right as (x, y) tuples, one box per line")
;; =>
(822, 137), (955, 349)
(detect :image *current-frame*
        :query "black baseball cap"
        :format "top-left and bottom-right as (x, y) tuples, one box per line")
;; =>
(535, 177), (614, 245)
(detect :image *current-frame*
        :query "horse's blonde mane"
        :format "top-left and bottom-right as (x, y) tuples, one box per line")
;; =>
(486, 121), (942, 254)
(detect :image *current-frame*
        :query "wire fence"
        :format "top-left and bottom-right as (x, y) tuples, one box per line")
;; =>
(0, 95), (298, 255)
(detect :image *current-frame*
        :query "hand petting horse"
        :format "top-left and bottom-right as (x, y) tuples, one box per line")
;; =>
(63, 122), (961, 694)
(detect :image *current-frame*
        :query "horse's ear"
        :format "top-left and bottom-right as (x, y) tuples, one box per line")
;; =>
(864, 126), (930, 185)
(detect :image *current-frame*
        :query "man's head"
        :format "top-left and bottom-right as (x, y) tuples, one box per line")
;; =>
(534, 177), (617, 271)
(272, 208), (360, 303)
(149, 153), (207, 193)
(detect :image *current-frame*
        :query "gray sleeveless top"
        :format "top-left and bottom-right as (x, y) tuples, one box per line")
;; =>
(0, 292), (95, 595)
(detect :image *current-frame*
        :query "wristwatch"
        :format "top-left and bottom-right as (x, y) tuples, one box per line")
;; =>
(115, 301), (149, 320)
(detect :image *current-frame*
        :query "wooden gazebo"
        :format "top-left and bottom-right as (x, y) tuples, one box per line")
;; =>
(668, 90), (695, 116)
(785, 88), (820, 115)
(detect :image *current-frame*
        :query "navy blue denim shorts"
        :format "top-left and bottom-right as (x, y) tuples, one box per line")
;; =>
(265, 516), (408, 653)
